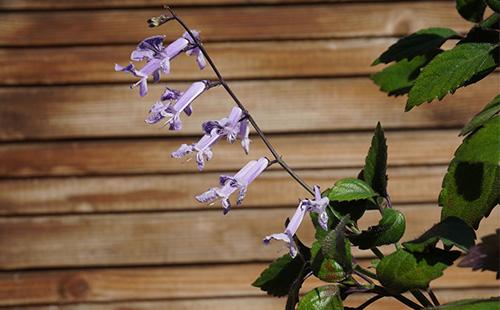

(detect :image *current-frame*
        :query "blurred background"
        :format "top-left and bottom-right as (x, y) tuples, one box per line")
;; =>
(0, 0), (498, 309)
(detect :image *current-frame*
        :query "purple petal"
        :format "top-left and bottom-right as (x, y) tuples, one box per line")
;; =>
(145, 102), (168, 124)
(166, 37), (189, 58)
(183, 30), (200, 44)
(161, 87), (183, 101)
(263, 232), (298, 258)
(237, 157), (268, 185)
(171, 81), (208, 117)
(195, 188), (218, 203)
(171, 144), (194, 158)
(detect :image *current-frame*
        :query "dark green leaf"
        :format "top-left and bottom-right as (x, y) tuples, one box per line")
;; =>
(403, 217), (476, 253)
(363, 122), (388, 196)
(426, 297), (500, 309)
(439, 116), (500, 229)
(373, 28), (460, 65)
(328, 178), (377, 203)
(459, 229), (500, 278)
(252, 254), (304, 296)
(322, 217), (352, 272)
(460, 26), (500, 44)
(456, 0), (487, 22)
(329, 200), (370, 223)
(311, 241), (349, 283)
(406, 43), (499, 111)
(486, 1), (500, 13)
(297, 286), (344, 310)
(350, 208), (406, 250)
(286, 265), (309, 310)
(376, 249), (460, 294)
(460, 95), (500, 136)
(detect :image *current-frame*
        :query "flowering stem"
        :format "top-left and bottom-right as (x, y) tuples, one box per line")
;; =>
(165, 6), (315, 196)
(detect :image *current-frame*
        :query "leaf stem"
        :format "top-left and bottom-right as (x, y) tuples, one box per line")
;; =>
(355, 294), (384, 310)
(372, 285), (422, 310)
(166, 6), (314, 196)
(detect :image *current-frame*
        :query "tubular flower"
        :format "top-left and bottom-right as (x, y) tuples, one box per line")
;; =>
(115, 35), (188, 97)
(145, 81), (210, 130)
(172, 107), (251, 170)
(183, 30), (207, 70)
(196, 157), (268, 214)
(263, 186), (329, 258)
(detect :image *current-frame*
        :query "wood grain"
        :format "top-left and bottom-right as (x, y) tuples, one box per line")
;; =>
(0, 261), (496, 306)
(0, 130), (462, 177)
(0, 205), (498, 269)
(0, 290), (498, 310)
(0, 0), (449, 10)
(0, 166), (446, 215)
(2, 76), (498, 140)
(0, 39), (393, 85)
(0, 2), (470, 46)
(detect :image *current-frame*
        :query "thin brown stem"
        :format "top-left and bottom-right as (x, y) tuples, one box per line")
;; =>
(165, 6), (314, 196)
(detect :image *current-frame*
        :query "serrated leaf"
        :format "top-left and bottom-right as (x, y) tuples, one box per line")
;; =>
(328, 178), (377, 203)
(373, 28), (460, 65)
(456, 0), (487, 22)
(376, 248), (460, 294)
(363, 122), (388, 196)
(403, 217), (476, 253)
(285, 264), (308, 310)
(297, 286), (344, 310)
(252, 254), (304, 296)
(460, 95), (500, 136)
(458, 229), (499, 278)
(371, 52), (439, 96)
(350, 208), (406, 250)
(439, 116), (500, 229)
(427, 297), (500, 309)
(322, 217), (352, 271)
(406, 43), (499, 111)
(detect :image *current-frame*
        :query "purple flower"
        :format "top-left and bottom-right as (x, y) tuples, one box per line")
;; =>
(171, 107), (251, 170)
(183, 30), (207, 70)
(115, 35), (189, 97)
(196, 157), (268, 214)
(263, 186), (329, 258)
(145, 81), (209, 130)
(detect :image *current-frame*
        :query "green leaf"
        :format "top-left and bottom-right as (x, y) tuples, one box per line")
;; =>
(406, 43), (499, 111)
(329, 200), (370, 223)
(460, 94), (500, 136)
(426, 297), (500, 309)
(373, 28), (460, 65)
(372, 52), (439, 96)
(328, 178), (377, 203)
(252, 254), (304, 296)
(297, 286), (344, 310)
(403, 217), (476, 253)
(285, 265), (308, 310)
(439, 116), (500, 229)
(456, 0), (487, 22)
(376, 248), (460, 294)
(459, 229), (500, 278)
(350, 208), (406, 250)
(486, 1), (500, 13)
(311, 218), (353, 282)
(363, 122), (388, 196)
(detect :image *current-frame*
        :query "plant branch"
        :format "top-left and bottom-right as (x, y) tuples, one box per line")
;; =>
(355, 294), (384, 310)
(372, 286), (422, 310)
(166, 6), (314, 195)
(428, 288), (440, 306)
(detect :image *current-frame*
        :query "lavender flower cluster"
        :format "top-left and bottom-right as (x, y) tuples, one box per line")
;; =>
(116, 31), (330, 257)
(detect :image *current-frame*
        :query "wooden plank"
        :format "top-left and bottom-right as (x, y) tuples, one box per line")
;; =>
(2, 77), (497, 141)
(0, 0), (450, 10)
(0, 130), (462, 177)
(2, 289), (499, 309)
(0, 39), (393, 85)
(0, 261), (496, 306)
(0, 205), (497, 269)
(0, 3), (469, 46)
(0, 166), (446, 215)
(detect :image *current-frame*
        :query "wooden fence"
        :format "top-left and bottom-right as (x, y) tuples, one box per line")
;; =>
(0, 0), (498, 309)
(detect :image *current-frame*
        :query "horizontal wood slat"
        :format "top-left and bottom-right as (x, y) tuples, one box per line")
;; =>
(6, 289), (499, 310)
(2, 77), (498, 140)
(0, 2), (469, 46)
(0, 261), (496, 306)
(0, 166), (446, 215)
(0, 130), (462, 177)
(0, 205), (497, 269)
(0, 39), (395, 85)
(0, 0), (450, 10)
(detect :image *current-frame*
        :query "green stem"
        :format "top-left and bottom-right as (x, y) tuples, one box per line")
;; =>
(354, 264), (377, 280)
